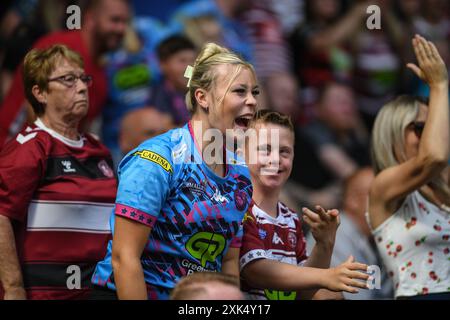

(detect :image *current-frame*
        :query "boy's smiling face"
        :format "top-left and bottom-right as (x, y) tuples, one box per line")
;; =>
(247, 122), (294, 191)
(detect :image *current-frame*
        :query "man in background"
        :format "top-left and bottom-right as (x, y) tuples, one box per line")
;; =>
(0, 0), (130, 147)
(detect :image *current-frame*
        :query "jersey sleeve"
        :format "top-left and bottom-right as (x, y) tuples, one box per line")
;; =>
(239, 211), (268, 271)
(114, 142), (174, 228)
(0, 134), (46, 221)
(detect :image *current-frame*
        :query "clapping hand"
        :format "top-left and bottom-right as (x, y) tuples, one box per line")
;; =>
(302, 205), (340, 248)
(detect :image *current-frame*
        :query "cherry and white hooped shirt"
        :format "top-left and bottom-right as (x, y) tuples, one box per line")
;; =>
(368, 191), (450, 298)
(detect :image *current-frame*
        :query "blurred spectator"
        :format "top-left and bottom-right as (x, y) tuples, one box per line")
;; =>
(393, 0), (421, 32)
(242, 0), (301, 119)
(149, 34), (196, 125)
(265, 0), (305, 36)
(119, 107), (173, 155)
(287, 81), (370, 210)
(170, 0), (253, 61)
(261, 72), (301, 120)
(101, 18), (167, 168)
(131, 0), (190, 23)
(413, 0), (449, 47)
(290, 0), (365, 122)
(0, 0), (14, 18)
(0, 0), (39, 41)
(411, 0), (450, 97)
(0, 0), (77, 98)
(393, 0), (422, 94)
(307, 168), (394, 299)
(394, 0), (421, 21)
(0, 0), (131, 147)
(351, 0), (405, 130)
(393, 0), (450, 99)
(168, 0), (301, 118)
(171, 0), (301, 119)
(170, 272), (244, 300)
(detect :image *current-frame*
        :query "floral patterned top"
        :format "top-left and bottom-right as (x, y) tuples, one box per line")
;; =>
(368, 191), (450, 298)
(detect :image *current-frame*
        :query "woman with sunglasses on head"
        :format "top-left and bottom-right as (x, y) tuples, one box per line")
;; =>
(368, 35), (449, 300)
(0, 45), (117, 299)
(90, 42), (257, 300)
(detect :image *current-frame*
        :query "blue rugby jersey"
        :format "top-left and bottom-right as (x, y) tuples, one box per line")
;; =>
(92, 122), (252, 299)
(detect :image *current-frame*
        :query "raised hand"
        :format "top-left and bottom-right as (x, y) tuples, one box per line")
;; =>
(407, 34), (448, 87)
(302, 205), (340, 247)
(325, 256), (369, 293)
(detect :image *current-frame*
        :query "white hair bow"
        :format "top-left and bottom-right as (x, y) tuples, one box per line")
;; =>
(184, 65), (194, 87)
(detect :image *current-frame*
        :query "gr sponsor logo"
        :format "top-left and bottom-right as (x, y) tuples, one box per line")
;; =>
(185, 232), (226, 268)
(264, 289), (296, 300)
(181, 259), (215, 275)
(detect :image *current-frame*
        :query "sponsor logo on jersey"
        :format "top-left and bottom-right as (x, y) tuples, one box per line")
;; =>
(272, 232), (284, 245)
(288, 231), (297, 248)
(242, 211), (255, 224)
(264, 289), (296, 300)
(211, 187), (228, 204)
(133, 150), (173, 173)
(185, 232), (226, 268)
(182, 181), (207, 197)
(16, 132), (37, 144)
(61, 160), (76, 173)
(234, 189), (248, 211)
(258, 228), (267, 240)
(98, 160), (114, 178)
(181, 259), (216, 275)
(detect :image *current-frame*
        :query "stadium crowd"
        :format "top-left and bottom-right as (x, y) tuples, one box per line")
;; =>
(0, 0), (449, 300)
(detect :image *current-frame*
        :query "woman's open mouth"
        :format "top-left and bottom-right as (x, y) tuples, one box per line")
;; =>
(234, 115), (253, 130)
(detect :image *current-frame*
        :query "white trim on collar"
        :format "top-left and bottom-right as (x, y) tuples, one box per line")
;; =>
(35, 118), (84, 148)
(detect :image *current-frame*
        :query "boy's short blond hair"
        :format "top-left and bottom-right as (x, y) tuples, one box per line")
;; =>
(170, 272), (241, 300)
(249, 109), (295, 138)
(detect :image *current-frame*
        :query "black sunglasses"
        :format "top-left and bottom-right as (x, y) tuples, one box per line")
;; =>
(408, 121), (425, 138)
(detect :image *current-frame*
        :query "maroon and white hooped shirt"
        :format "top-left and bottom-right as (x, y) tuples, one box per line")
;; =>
(239, 201), (308, 300)
(0, 119), (117, 299)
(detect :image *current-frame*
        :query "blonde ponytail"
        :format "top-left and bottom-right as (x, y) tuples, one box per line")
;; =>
(185, 42), (255, 114)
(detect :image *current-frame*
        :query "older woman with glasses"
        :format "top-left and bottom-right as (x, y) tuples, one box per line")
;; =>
(368, 35), (449, 300)
(0, 44), (117, 300)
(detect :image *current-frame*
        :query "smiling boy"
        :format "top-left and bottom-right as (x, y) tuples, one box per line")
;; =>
(239, 109), (370, 300)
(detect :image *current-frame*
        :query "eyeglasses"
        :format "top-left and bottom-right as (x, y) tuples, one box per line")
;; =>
(48, 73), (93, 88)
(407, 121), (425, 139)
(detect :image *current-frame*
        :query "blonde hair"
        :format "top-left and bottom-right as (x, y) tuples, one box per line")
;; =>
(250, 109), (294, 132)
(371, 95), (450, 200)
(170, 272), (240, 300)
(23, 44), (84, 116)
(185, 42), (256, 114)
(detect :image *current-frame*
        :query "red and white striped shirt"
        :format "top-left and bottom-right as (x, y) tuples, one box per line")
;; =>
(0, 119), (117, 299)
(240, 202), (307, 300)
